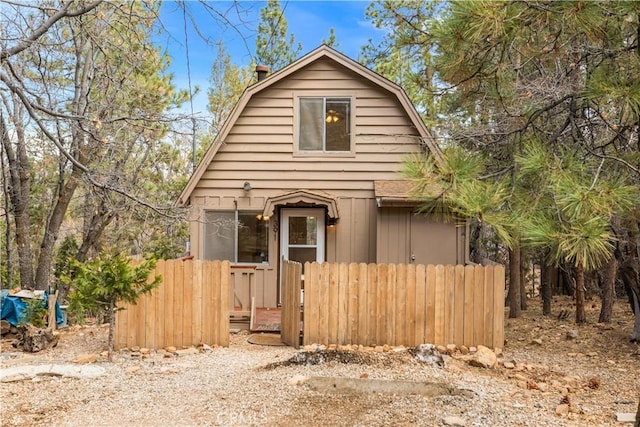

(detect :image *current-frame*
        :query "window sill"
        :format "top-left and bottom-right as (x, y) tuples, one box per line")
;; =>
(293, 151), (356, 158)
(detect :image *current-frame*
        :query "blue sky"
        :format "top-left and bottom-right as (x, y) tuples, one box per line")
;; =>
(154, 1), (383, 116)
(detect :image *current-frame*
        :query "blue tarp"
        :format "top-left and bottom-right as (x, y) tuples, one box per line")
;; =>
(0, 290), (64, 326)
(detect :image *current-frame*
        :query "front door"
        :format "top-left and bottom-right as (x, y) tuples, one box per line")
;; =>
(280, 208), (325, 302)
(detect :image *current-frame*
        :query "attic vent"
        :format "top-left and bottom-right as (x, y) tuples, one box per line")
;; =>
(256, 65), (269, 81)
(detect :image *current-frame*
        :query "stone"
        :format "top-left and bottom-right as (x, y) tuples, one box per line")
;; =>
(459, 345), (469, 355)
(140, 348), (150, 355)
(537, 382), (549, 392)
(125, 366), (141, 374)
(446, 344), (457, 354)
(555, 404), (570, 415)
(503, 361), (515, 369)
(201, 344), (214, 352)
(436, 345), (448, 354)
(175, 347), (198, 356)
(288, 374), (308, 386)
(442, 416), (466, 426)
(469, 345), (497, 369)
(165, 346), (177, 353)
(0, 364), (106, 382)
(413, 344), (445, 367)
(531, 338), (543, 345)
(615, 413), (637, 423)
(71, 353), (97, 364)
(1, 320), (11, 335)
(566, 330), (579, 340)
(130, 346), (141, 352)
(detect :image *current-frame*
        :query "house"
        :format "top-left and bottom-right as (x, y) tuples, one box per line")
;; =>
(177, 45), (469, 311)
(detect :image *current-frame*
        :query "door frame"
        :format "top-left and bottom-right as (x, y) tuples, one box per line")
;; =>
(279, 207), (325, 303)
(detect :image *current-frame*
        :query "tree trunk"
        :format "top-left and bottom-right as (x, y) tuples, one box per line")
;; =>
(541, 261), (553, 315)
(520, 251), (528, 311)
(1, 101), (35, 289)
(575, 263), (586, 324)
(108, 297), (115, 362)
(598, 254), (617, 323)
(34, 165), (83, 290)
(508, 246), (521, 318)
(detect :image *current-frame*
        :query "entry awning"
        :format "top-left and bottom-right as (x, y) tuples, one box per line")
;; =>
(374, 180), (423, 207)
(262, 190), (339, 219)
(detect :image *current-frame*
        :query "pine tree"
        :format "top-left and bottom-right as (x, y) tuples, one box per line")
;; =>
(255, 0), (302, 73)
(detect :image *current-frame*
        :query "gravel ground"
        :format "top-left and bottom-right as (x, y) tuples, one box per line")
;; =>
(1, 297), (639, 427)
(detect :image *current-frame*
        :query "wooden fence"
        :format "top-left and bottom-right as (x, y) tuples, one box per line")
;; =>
(282, 262), (505, 350)
(115, 259), (230, 349)
(280, 259), (303, 348)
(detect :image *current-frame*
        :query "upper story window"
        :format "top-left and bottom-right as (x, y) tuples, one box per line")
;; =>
(298, 97), (352, 152)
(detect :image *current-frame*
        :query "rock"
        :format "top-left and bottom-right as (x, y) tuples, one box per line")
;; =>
(1, 364), (106, 382)
(71, 353), (97, 364)
(531, 338), (543, 345)
(615, 413), (636, 423)
(566, 330), (579, 340)
(165, 346), (177, 353)
(469, 345), (497, 369)
(469, 346), (477, 353)
(130, 346), (141, 352)
(1, 320), (11, 335)
(513, 374), (527, 382)
(140, 348), (150, 355)
(436, 345), (447, 354)
(459, 345), (469, 355)
(555, 404), (570, 415)
(175, 347), (198, 356)
(503, 361), (515, 369)
(125, 366), (141, 374)
(288, 374), (308, 386)
(446, 344), (457, 354)
(537, 382), (549, 392)
(413, 344), (445, 367)
(442, 416), (466, 426)
(200, 344), (214, 352)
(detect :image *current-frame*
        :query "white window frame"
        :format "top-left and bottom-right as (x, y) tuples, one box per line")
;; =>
(293, 93), (356, 157)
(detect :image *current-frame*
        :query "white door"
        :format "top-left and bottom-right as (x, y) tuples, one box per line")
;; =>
(280, 208), (325, 302)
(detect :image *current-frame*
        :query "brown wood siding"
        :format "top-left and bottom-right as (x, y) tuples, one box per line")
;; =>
(191, 57), (429, 307)
(193, 58), (422, 197)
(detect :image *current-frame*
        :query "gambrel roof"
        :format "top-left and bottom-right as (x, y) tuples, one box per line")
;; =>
(177, 44), (441, 206)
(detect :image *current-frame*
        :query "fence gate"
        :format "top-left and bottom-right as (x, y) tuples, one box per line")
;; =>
(280, 259), (302, 348)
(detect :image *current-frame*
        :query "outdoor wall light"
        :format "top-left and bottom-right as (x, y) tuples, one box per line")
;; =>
(243, 181), (252, 191)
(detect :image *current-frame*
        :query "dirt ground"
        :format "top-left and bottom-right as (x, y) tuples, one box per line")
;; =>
(1, 296), (639, 426)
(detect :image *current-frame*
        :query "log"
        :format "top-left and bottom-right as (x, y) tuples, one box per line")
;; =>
(48, 290), (58, 331)
(14, 324), (59, 352)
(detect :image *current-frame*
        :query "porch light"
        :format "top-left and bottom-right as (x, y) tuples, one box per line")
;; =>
(256, 214), (263, 220)
(243, 181), (252, 191)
